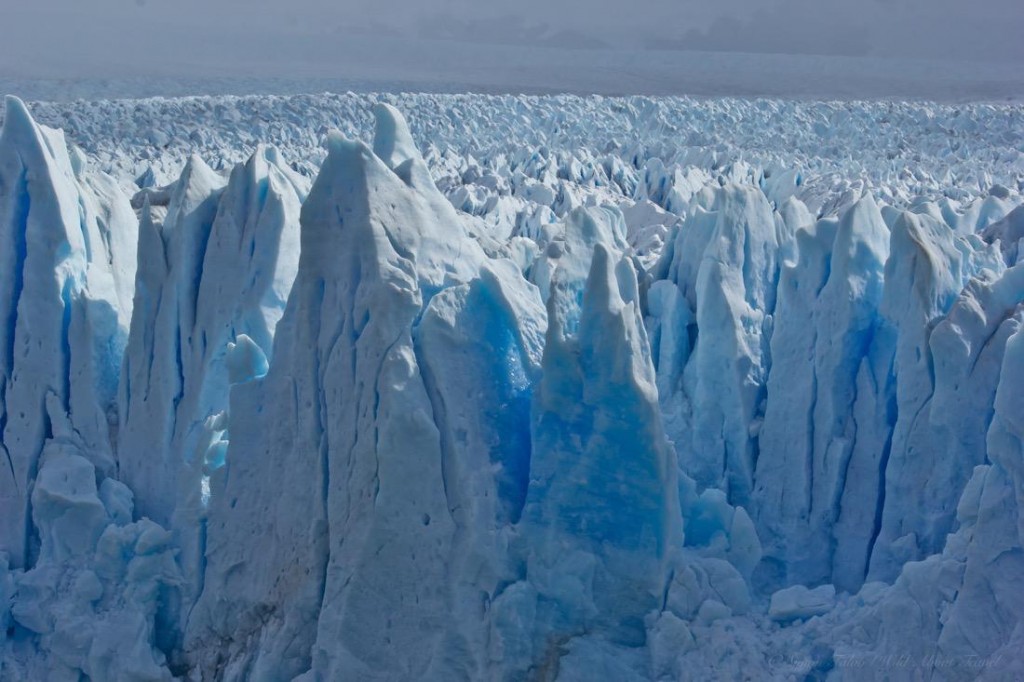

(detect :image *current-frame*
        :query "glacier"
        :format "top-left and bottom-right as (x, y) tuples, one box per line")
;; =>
(0, 91), (1022, 680)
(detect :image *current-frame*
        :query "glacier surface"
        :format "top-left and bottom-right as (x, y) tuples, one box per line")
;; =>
(0, 91), (1022, 680)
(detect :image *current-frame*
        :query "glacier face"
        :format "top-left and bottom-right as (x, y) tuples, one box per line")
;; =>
(0, 92), (1022, 680)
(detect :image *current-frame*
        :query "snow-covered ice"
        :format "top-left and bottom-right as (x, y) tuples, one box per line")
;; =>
(0, 90), (1022, 679)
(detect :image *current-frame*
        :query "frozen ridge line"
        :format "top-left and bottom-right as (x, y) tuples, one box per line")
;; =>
(0, 94), (1021, 680)
(14, 92), (1024, 215)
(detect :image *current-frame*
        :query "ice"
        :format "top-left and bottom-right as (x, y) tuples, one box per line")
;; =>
(983, 203), (1024, 265)
(656, 183), (780, 506)
(224, 334), (269, 385)
(117, 143), (306, 632)
(528, 204), (629, 307)
(1, 92), (1023, 679)
(4, 421), (180, 680)
(118, 141), (307, 534)
(768, 584), (836, 622)
(0, 95), (136, 570)
(17, 93), (1022, 222)
(31, 445), (110, 563)
(753, 195), (891, 591)
(187, 105), (491, 680)
(415, 258), (546, 673)
(518, 242), (680, 652)
(619, 199), (679, 268)
(868, 212), (1006, 581)
(117, 153), (228, 529)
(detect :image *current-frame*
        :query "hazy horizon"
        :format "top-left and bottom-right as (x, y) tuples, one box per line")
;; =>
(5, 0), (1023, 64)
(2, 0), (1022, 100)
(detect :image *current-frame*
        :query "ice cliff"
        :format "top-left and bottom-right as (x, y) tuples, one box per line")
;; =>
(1, 95), (1023, 680)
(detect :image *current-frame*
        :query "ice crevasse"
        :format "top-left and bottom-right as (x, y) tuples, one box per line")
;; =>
(0, 95), (1022, 680)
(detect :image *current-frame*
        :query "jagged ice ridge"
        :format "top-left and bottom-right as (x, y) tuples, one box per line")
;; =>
(0, 92), (1023, 680)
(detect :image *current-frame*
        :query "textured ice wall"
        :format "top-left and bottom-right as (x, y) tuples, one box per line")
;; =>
(0, 95), (137, 569)
(0, 97), (180, 680)
(1, 95), (1023, 679)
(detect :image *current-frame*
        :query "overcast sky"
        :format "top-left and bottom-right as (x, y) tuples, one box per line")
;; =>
(2, 0), (1022, 87)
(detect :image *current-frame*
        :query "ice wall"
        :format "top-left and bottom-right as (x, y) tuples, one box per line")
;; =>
(1, 95), (1023, 680)
(117, 145), (306, 635)
(0, 95), (137, 569)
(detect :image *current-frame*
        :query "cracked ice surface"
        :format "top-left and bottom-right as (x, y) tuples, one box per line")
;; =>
(0, 92), (1022, 680)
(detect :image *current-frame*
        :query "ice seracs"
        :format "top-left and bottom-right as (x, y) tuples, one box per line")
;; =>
(2, 94), (1024, 679)
(0, 95), (137, 569)
(0, 96), (181, 681)
(117, 153), (228, 531)
(415, 257), (546, 678)
(117, 144), (306, 635)
(754, 194), (891, 592)
(867, 211), (1005, 581)
(9, 420), (181, 681)
(653, 183), (779, 507)
(187, 104), (489, 680)
(512, 242), (680, 671)
(768, 584), (836, 623)
(826, 323), (1024, 681)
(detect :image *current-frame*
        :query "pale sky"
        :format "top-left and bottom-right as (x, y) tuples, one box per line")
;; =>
(1, 0), (1021, 93)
